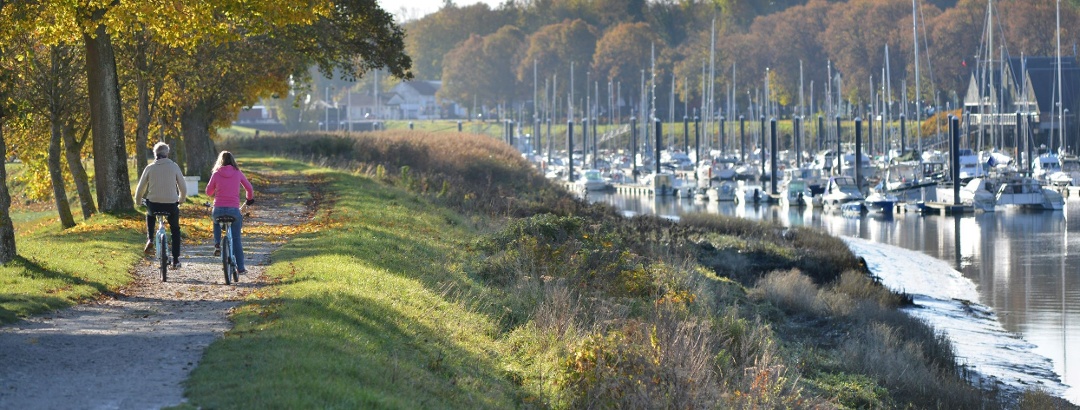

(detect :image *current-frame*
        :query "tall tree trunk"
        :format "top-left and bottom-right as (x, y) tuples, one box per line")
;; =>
(49, 114), (76, 228)
(180, 102), (216, 179)
(63, 124), (96, 219)
(135, 30), (150, 172)
(84, 23), (133, 213)
(0, 103), (18, 263)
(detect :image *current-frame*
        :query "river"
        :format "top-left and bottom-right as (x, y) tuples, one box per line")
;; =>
(588, 191), (1079, 404)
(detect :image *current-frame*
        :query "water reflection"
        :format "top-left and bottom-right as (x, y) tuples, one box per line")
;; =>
(589, 192), (1080, 403)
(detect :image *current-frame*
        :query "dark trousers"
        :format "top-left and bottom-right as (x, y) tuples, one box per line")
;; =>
(145, 201), (181, 262)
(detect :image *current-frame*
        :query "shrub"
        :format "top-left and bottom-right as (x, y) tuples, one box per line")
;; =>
(557, 317), (721, 409)
(829, 270), (906, 309)
(806, 372), (890, 409)
(1019, 389), (1074, 410)
(839, 322), (992, 409)
(752, 269), (827, 316)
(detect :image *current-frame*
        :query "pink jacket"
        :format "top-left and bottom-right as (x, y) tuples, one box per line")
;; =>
(206, 165), (254, 208)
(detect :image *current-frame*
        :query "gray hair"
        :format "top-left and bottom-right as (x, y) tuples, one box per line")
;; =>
(153, 142), (170, 158)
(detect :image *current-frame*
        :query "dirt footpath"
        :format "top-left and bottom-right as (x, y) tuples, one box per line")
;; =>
(0, 173), (311, 410)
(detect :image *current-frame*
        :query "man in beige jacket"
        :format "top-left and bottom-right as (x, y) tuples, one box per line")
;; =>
(133, 142), (187, 268)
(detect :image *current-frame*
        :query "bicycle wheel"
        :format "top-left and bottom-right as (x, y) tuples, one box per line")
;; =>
(222, 235), (232, 285)
(230, 254), (239, 283)
(159, 232), (168, 282)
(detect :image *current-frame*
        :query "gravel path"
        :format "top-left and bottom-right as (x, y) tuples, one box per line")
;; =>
(0, 172), (311, 410)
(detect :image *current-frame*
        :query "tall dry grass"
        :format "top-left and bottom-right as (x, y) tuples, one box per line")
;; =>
(221, 131), (583, 218)
(752, 268), (997, 409)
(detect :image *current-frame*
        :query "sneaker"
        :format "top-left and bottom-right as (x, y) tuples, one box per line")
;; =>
(171, 261), (182, 269)
(213, 244), (220, 257)
(238, 269), (247, 275)
(143, 240), (153, 254)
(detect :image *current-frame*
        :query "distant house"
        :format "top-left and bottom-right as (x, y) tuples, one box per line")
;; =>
(963, 56), (1080, 152)
(391, 81), (440, 119)
(234, 105), (278, 123)
(343, 91), (398, 124)
(337, 80), (467, 124)
(232, 104), (285, 132)
(389, 80), (467, 120)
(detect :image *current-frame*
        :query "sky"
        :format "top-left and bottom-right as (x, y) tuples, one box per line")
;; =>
(378, 0), (503, 21)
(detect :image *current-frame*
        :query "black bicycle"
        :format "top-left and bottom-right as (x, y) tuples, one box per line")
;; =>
(152, 211), (170, 282)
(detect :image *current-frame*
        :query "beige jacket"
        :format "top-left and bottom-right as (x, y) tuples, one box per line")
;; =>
(134, 158), (187, 204)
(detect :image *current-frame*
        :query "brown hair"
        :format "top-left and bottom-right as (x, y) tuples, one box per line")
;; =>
(212, 151), (239, 173)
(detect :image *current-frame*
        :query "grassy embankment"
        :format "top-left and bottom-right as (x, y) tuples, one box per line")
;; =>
(2, 128), (1067, 408)
(179, 129), (1068, 409)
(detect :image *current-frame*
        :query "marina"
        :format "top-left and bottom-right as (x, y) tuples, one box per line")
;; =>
(514, 0), (1080, 403)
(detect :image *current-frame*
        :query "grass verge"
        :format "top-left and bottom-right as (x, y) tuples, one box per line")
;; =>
(183, 164), (524, 408)
(0, 213), (143, 323)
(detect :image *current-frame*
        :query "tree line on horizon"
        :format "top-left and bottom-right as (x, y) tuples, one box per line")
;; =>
(404, 0), (1080, 120)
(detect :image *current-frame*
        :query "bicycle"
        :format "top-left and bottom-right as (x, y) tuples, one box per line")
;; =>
(152, 211), (170, 282)
(216, 213), (240, 285)
(207, 202), (248, 285)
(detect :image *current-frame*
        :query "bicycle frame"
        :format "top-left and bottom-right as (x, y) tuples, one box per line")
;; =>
(209, 202), (247, 285)
(153, 212), (169, 282)
(216, 216), (239, 284)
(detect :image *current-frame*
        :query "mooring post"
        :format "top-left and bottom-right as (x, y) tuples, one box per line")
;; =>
(867, 114), (873, 159)
(740, 115), (746, 163)
(950, 115), (960, 205)
(818, 115), (825, 151)
(631, 116), (638, 183)
(770, 118), (779, 195)
(1015, 112), (1023, 172)
(581, 118), (589, 168)
(683, 116), (690, 153)
(655, 118), (662, 175)
(760, 115), (766, 181)
(836, 116), (843, 175)
(568, 120), (575, 183)
(794, 116), (802, 168)
(694, 116), (701, 175)
(855, 117), (863, 194)
(592, 117), (598, 170)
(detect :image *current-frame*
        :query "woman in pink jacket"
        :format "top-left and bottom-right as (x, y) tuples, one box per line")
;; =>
(205, 151), (255, 273)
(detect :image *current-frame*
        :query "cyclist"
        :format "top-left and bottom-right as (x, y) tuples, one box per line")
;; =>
(133, 142), (187, 268)
(205, 151), (254, 274)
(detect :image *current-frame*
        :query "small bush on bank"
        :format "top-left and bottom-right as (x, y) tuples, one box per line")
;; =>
(752, 269), (828, 316)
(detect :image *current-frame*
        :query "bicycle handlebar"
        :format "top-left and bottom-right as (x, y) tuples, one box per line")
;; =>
(203, 201), (251, 212)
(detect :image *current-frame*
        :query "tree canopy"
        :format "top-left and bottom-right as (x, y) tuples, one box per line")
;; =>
(0, 0), (412, 260)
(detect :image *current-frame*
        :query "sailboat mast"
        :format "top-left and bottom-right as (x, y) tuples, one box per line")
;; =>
(708, 18), (717, 149)
(1057, 0), (1064, 154)
(912, 0), (922, 157)
(799, 60), (805, 161)
(885, 44), (893, 159)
